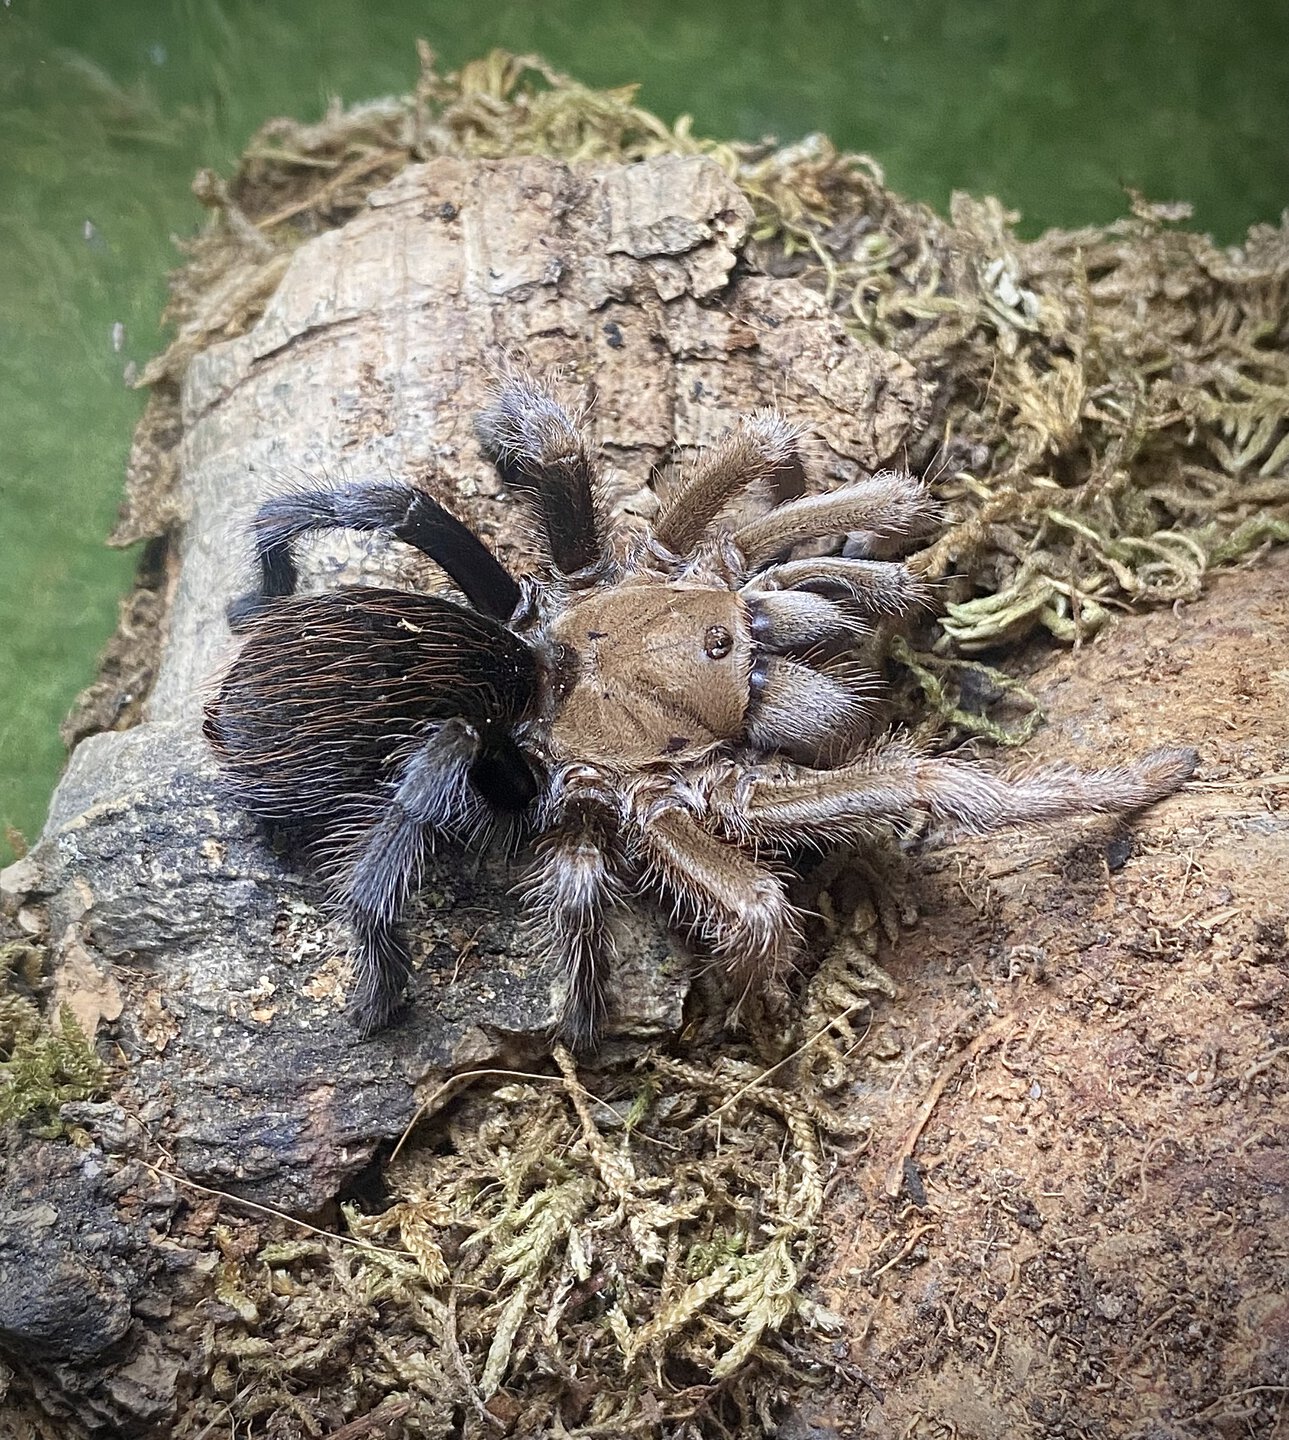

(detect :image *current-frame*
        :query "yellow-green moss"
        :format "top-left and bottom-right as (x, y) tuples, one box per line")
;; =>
(0, 945), (106, 1135)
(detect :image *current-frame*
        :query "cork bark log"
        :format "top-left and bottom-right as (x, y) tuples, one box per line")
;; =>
(2, 153), (1284, 1437)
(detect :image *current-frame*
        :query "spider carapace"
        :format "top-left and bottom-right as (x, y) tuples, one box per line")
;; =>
(205, 371), (1196, 1046)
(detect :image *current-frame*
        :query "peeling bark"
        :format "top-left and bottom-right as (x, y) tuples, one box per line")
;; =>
(1, 152), (927, 1436)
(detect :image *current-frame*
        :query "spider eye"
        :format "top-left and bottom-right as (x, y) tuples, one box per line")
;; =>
(703, 624), (733, 660)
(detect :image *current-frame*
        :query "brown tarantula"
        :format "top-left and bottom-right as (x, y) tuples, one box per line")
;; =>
(205, 371), (1196, 1047)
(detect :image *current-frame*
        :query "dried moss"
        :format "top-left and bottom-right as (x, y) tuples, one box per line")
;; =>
(173, 906), (891, 1438)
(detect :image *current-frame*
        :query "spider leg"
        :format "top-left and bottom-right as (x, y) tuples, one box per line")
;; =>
(524, 797), (623, 1049)
(633, 807), (800, 1004)
(338, 719), (490, 1035)
(745, 654), (877, 764)
(652, 412), (807, 556)
(732, 472), (937, 570)
(713, 740), (1199, 851)
(748, 555), (928, 619)
(228, 480), (520, 630)
(475, 373), (607, 577)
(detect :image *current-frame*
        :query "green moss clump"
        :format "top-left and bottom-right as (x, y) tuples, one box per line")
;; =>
(0, 946), (107, 1135)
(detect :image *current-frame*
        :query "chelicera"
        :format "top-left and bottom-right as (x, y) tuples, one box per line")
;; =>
(204, 371), (1196, 1046)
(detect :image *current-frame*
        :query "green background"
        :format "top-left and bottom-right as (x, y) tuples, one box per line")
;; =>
(1, 0), (1286, 861)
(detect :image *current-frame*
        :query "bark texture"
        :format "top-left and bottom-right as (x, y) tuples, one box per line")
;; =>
(814, 552), (1289, 1438)
(2, 153), (927, 1433)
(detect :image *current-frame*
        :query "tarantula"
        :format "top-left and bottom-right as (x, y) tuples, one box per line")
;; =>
(204, 371), (1196, 1047)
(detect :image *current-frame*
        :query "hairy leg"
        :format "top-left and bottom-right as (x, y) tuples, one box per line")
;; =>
(228, 480), (520, 629)
(475, 372), (607, 577)
(732, 471), (937, 570)
(524, 797), (623, 1049)
(748, 555), (928, 618)
(335, 720), (489, 1034)
(712, 740), (1199, 851)
(745, 656), (876, 766)
(633, 806), (801, 1005)
(652, 412), (807, 557)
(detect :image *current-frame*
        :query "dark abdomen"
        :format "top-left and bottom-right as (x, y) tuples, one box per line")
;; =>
(204, 587), (538, 822)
